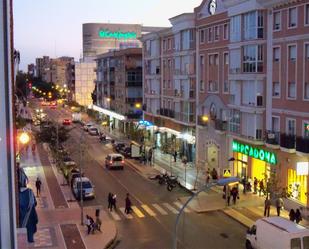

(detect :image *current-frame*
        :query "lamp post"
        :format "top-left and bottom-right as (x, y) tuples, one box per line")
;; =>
(172, 177), (240, 249)
(79, 132), (85, 225)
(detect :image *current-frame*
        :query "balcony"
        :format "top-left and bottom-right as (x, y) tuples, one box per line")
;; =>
(280, 133), (296, 153)
(296, 137), (309, 155)
(265, 130), (280, 149)
(215, 119), (228, 132)
(126, 97), (143, 104)
(126, 81), (142, 87)
(126, 113), (142, 120)
(159, 108), (175, 118)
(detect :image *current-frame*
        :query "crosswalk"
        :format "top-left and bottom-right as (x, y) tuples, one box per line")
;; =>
(107, 202), (193, 221)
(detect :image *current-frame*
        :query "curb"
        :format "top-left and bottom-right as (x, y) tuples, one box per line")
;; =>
(104, 226), (119, 249)
(125, 160), (143, 174)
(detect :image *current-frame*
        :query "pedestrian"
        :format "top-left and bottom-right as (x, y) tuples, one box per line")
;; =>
(289, 209), (296, 222)
(94, 216), (102, 232)
(276, 197), (284, 216)
(253, 177), (258, 194)
(31, 143), (36, 154)
(111, 194), (117, 211)
(226, 185), (231, 206)
(125, 193), (132, 214)
(85, 215), (92, 235)
(231, 186), (239, 205)
(211, 168), (218, 180)
(259, 180), (264, 197)
(108, 193), (113, 211)
(173, 151), (177, 163)
(35, 177), (42, 197)
(264, 197), (271, 217)
(242, 176), (247, 194)
(295, 209), (302, 224)
(148, 148), (153, 165)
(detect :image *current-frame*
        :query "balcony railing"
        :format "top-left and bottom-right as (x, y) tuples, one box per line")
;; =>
(126, 97), (143, 103)
(215, 119), (228, 131)
(126, 113), (142, 119)
(126, 81), (142, 87)
(296, 137), (309, 154)
(159, 108), (175, 118)
(280, 133), (296, 149)
(265, 130), (280, 145)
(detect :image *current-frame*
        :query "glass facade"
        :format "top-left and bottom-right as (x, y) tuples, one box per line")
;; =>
(288, 169), (307, 205)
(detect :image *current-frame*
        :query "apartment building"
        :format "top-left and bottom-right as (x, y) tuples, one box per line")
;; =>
(94, 48), (143, 132)
(35, 56), (50, 79)
(142, 13), (196, 163)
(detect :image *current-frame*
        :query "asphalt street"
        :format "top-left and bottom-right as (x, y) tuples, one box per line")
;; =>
(38, 103), (247, 249)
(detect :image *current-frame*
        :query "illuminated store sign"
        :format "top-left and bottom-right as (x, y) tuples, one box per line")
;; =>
(98, 30), (137, 40)
(232, 141), (277, 165)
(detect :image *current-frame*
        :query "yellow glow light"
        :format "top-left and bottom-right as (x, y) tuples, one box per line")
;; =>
(135, 103), (142, 109)
(19, 132), (30, 145)
(202, 115), (209, 122)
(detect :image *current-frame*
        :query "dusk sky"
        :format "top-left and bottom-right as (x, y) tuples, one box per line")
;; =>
(14, 0), (202, 70)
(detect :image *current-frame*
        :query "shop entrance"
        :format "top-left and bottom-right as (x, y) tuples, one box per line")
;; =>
(251, 158), (271, 183)
(288, 169), (308, 205)
(233, 152), (248, 178)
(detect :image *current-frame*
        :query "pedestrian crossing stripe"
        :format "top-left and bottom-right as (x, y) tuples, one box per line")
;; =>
(162, 203), (179, 214)
(132, 206), (145, 218)
(119, 207), (133, 219)
(141, 205), (156, 216)
(152, 204), (168, 215)
(110, 211), (121, 221)
(174, 201), (191, 213)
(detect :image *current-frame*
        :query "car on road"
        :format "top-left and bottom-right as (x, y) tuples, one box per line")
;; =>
(105, 153), (125, 170)
(113, 142), (127, 153)
(88, 127), (99, 136)
(62, 119), (71, 125)
(83, 122), (93, 131)
(63, 156), (76, 167)
(119, 146), (131, 158)
(72, 177), (95, 200)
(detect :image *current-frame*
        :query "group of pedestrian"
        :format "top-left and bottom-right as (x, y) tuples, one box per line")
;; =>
(85, 215), (102, 235)
(253, 177), (266, 196)
(264, 196), (286, 217)
(289, 209), (302, 224)
(223, 184), (239, 206)
(108, 193), (117, 211)
(206, 168), (218, 183)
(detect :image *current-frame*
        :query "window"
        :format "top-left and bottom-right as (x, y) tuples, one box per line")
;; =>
(288, 7), (297, 28)
(243, 11), (264, 40)
(243, 45), (263, 73)
(229, 109), (240, 133)
(304, 82), (309, 100)
(223, 80), (229, 93)
(168, 59), (171, 68)
(287, 119), (296, 135)
(200, 55), (204, 92)
(306, 4), (309, 25)
(208, 81), (218, 92)
(214, 26), (219, 41)
(303, 236), (309, 248)
(168, 38), (172, 49)
(290, 238), (301, 249)
(230, 15), (241, 42)
(273, 11), (281, 30)
(200, 80), (204, 92)
(304, 122), (309, 137)
(224, 53), (229, 65)
(168, 80), (171, 89)
(209, 55), (214, 65)
(214, 54), (219, 65)
(288, 82), (296, 99)
(208, 28), (213, 42)
(200, 29), (205, 43)
(288, 45), (296, 61)
(272, 82), (280, 97)
(163, 80), (166, 89)
(306, 44), (309, 59)
(272, 116), (280, 132)
(163, 40), (167, 51)
(273, 47), (280, 61)
(223, 24), (229, 40)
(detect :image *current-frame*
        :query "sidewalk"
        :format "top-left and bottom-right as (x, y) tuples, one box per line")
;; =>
(19, 136), (117, 249)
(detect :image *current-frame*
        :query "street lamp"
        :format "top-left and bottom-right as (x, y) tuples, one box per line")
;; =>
(201, 115), (209, 123)
(135, 103), (142, 109)
(173, 177), (240, 249)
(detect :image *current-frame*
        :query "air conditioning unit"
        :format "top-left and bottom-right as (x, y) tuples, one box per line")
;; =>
(257, 95), (263, 106)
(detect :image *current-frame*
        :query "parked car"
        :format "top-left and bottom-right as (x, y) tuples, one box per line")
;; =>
(72, 177), (95, 200)
(99, 134), (113, 143)
(63, 156), (76, 167)
(83, 122), (93, 131)
(88, 127), (99, 136)
(62, 118), (71, 125)
(120, 146), (131, 158)
(68, 168), (84, 187)
(105, 153), (125, 170)
(113, 142), (127, 153)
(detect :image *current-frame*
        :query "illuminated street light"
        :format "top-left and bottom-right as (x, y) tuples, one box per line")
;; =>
(106, 97), (111, 102)
(135, 103), (142, 109)
(19, 132), (30, 145)
(202, 115), (209, 122)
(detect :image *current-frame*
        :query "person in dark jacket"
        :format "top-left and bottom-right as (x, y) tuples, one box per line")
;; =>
(35, 177), (42, 197)
(289, 209), (296, 222)
(295, 209), (302, 224)
(111, 194), (117, 211)
(231, 186), (239, 205)
(125, 193), (132, 214)
(108, 193), (113, 211)
(264, 197), (271, 217)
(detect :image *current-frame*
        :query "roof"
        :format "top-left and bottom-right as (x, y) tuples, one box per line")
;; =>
(74, 177), (90, 183)
(108, 153), (124, 157)
(259, 217), (309, 234)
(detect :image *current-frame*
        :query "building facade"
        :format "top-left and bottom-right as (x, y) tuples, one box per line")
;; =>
(94, 48), (143, 132)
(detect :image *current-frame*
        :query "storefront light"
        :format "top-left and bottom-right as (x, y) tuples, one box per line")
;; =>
(297, 162), (309, 176)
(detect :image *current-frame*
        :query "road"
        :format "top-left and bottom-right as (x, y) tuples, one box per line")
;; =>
(37, 103), (247, 249)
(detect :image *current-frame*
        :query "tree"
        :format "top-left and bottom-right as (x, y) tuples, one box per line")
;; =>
(15, 71), (28, 100)
(36, 122), (70, 146)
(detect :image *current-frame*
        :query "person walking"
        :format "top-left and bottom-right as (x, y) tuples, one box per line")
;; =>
(95, 216), (102, 232)
(35, 177), (42, 197)
(253, 177), (258, 194)
(108, 193), (113, 211)
(148, 148), (153, 165)
(289, 209), (296, 222)
(264, 197), (271, 217)
(85, 215), (92, 235)
(226, 185), (231, 206)
(259, 180), (265, 197)
(295, 209), (302, 224)
(111, 194), (117, 211)
(125, 193), (132, 214)
(231, 186), (239, 205)
(173, 151), (177, 163)
(242, 176), (247, 194)
(276, 197), (284, 216)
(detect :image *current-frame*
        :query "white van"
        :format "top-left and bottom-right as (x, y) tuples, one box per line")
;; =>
(246, 217), (309, 249)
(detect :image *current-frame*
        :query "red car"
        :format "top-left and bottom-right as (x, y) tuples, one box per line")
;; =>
(62, 119), (71, 125)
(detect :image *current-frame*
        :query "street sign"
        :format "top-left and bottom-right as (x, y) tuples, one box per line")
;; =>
(223, 169), (231, 178)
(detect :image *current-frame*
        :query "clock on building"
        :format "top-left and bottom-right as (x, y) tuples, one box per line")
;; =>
(208, 0), (217, 15)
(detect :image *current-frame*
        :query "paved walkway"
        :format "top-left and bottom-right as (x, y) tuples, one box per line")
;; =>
(19, 131), (117, 249)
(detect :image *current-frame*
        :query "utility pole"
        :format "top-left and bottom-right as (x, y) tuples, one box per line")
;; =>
(79, 132), (85, 225)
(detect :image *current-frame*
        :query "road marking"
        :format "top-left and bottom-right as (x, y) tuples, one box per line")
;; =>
(152, 204), (168, 215)
(119, 207), (133, 219)
(132, 206), (145, 218)
(174, 201), (191, 213)
(141, 205), (156, 216)
(109, 211), (121, 221)
(163, 203), (178, 214)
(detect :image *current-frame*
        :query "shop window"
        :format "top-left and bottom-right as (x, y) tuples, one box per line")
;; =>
(288, 169), (308, 205)
(303, 237), (309, 249)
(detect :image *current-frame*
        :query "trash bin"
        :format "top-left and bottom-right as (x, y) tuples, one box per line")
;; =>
(95, 209), (100, 217)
